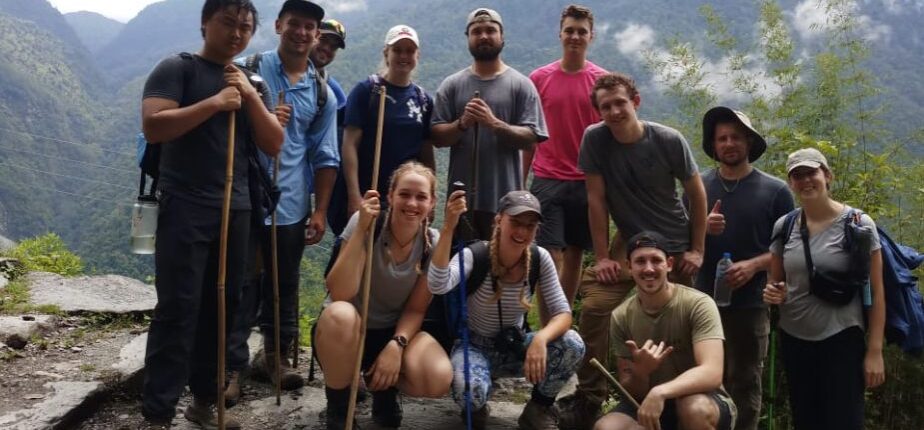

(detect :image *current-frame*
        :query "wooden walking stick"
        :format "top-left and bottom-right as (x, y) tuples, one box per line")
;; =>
(590, 358), (640, 409)
(270, 91), (284, 406)
(216, 106), (236, 430)
(344, 83), (387, 430)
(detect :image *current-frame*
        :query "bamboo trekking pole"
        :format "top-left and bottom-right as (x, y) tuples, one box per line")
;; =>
(270, 91), (284, 406)
(589, 358), (640, 409)
(216, 108), (236, 430)
(345, 84), (387, 430)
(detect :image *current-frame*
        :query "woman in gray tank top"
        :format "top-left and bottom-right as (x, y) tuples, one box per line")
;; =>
(314, 162), (451, 429)
(763, 148), (885, 430)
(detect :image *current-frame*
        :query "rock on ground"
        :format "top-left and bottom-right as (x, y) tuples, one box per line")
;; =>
(0, 315), (56, 349)
(0, 381), (102, 429)
(26, 272), (156, 313)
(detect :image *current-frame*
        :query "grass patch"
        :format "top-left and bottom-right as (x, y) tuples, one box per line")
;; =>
(0, 279), (62, 315)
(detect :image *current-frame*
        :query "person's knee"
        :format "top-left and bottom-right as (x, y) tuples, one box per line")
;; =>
(418, 358), (453, 397)
(316, 301), (360, 340)
(676, 394), (720, 430)
(558, 330), (586, 367)
(593, 412), (642, 430)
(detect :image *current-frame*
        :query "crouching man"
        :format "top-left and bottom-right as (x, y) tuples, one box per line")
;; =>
(595, 231), (736, 430)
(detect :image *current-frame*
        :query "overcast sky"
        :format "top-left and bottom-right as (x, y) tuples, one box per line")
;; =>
(47, 0), (164, 22)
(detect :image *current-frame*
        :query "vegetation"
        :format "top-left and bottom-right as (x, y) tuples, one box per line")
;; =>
(4, 233), (83, 276)
(642, 1), (924, 428)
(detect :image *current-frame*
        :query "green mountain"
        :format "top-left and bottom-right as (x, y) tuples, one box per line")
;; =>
(0, 0), (921, 280)
(63, 11), (124, 54)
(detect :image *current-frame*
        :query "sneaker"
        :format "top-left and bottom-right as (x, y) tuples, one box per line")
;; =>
(183, 397), (241, 430)
(224, 370), (241, 408)
(556, 393), (602, 430)
(459, 404), (490, 430)
(517, 399), (559, 430)
(371, 388), (402, 427)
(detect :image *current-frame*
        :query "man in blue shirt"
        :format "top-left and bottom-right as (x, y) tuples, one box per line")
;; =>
(226, 0), (338, 402)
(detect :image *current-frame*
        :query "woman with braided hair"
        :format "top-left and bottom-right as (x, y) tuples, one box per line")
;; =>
(428, 189), (585, 430)
(313, 161), (452, 429)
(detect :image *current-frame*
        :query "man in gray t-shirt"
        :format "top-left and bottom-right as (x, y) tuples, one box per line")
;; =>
(431, 8), (548, 240)
(568, 72), (708, 413)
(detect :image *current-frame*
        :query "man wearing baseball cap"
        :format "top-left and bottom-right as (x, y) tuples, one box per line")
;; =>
(594, 231), (737, 430)
(431, 7), (548, 241)
(226, 0), (339, 404)
(311, 18), (348, 111)
(692, 106), (793, 430)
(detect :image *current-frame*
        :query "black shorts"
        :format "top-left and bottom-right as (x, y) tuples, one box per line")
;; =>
(529, 177), (592, 251)
(608, 390), (735, 430)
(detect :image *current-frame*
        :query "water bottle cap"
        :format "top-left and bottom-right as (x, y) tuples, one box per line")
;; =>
(722, 252), (731, 258)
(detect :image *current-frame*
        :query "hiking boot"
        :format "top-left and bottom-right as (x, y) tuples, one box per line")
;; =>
(183, 397), (241, 430)
(371, 388), (402, 427)
(517, 399), (559, 430)
(556, 393), (602, 430)
(223, 370), (241, 408)
(460, 404), (490, 430)
(254, 347), (305, 390)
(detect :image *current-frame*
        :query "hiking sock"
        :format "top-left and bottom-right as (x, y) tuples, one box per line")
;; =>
(326, 386), (351, 412)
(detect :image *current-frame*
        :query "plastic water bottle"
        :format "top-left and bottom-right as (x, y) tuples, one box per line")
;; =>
(714, 252), (733, 307)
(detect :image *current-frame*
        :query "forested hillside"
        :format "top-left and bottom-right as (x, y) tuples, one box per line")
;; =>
(0, 0), (921, 280)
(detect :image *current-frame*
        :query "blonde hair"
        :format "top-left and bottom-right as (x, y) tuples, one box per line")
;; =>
(488, 220), (532, 310)
(382, 161), (437, 274)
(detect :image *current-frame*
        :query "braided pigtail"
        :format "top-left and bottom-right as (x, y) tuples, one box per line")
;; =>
(519, 245), (532, 311)
(414, 217), (431, 275)
(489, 224), (504, 303)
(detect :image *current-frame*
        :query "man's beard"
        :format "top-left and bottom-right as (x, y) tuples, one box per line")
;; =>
(469, 42), (503, 61)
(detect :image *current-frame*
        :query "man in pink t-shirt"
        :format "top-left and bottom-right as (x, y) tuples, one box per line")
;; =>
(526, 4), (606, 304)
(526, 5), (608, 429)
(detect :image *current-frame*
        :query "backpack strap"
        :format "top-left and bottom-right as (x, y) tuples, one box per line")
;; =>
(465, 241), (492, 296)
(244, 52), (263, 73)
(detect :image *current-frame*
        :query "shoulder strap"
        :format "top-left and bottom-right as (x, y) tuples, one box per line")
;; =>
(772, 208), (800, 245)
(244, 52), (262, 73)
(465, 241), (491, 296)
(798, 209), (815, 272)
(527, 244), (541, 294)
(413, 83), (428, 112)
(314, 70), (328, 111)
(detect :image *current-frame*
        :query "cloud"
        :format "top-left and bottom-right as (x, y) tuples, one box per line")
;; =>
(614, 23), (656, 59)
(320, 0), (367, 13)
(792, 0), (891, 42)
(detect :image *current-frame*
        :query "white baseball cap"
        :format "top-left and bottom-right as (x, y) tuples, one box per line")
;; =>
(384, 25), (419, 47)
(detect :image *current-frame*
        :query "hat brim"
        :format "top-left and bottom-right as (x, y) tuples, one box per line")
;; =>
(787, 160), (822, 173)
(319, 31), (345, 48)
(702, 106), (767, 163)
(280, 1), (324, 22)
(503, 206), (543, 221)
(385, 35), (419, 47)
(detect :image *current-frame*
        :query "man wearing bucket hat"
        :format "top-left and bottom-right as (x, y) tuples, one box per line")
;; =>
(694, 106), (794, 430)
(431, 7), (548, 240)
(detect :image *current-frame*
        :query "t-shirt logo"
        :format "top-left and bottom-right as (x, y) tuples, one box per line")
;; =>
(407, 98), (423, 124)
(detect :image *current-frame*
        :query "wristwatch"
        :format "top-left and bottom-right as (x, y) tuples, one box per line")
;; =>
(391, 335), (408, 349)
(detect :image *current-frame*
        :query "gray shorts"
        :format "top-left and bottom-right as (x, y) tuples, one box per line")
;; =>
(529, 177), (592, 251)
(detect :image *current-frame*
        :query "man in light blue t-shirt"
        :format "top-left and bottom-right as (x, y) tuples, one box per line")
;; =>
(226, 0), (339, 403)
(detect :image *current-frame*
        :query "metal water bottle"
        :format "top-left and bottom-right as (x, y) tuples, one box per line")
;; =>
(130, 196), (157, 254)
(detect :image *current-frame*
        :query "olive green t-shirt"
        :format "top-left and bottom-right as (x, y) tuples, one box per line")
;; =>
(611, 285), (725, 388)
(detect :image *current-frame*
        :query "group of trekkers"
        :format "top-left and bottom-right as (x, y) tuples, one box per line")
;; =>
(138, 0), (888, 429)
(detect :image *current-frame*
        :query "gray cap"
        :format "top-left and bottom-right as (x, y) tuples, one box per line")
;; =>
(498, 190), (542, 220)
(786, 148), (830, 173)
(702, 106), (767, 163)
(467, 8), (503, 30)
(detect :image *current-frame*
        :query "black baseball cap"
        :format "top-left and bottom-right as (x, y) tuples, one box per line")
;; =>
(278, 0), (324, 21)
(626, 231), (670, 258)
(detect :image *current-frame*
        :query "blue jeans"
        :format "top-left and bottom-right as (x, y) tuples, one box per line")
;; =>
(449, 329), (585, 410)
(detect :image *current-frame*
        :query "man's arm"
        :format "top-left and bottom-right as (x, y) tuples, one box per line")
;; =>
(226, 67), (283, 156)
(586, 174), (619, 284)
(725, 252), (771, 290)
(679, 173), (707, 275)
(305, 85), (341, 243)
(648, 338), (723, 400)
(521, 147), (535, 187)
(418, 141), (436, 173)
(308, 167), (336, 244)
(143, 95), (232, 143)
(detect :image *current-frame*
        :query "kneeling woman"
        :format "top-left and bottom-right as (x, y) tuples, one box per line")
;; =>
(314, 162), (452, 429)
(428, 190), (585, 429)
